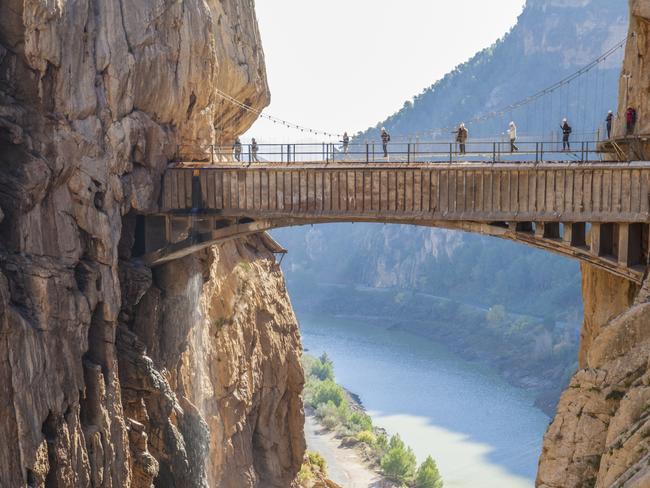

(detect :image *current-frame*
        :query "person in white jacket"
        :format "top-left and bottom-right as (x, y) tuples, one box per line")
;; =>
(508, 121), (518, 152)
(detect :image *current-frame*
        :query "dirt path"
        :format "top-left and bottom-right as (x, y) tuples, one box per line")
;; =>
(304, 414), (391, 488)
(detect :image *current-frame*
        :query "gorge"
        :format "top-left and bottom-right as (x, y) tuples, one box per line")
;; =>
(1, 1), (650, 488)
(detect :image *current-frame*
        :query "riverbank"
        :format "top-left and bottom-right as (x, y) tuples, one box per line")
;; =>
(305, 413), (388, 487)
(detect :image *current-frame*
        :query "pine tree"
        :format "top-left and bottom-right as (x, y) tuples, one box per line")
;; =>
(415, 456), (443, 488)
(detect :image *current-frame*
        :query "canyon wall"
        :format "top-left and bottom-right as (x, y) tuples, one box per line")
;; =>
(0, 0), (305, 486)
(537, 3), (650, 486)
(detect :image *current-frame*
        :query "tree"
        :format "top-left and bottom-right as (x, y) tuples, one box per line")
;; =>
(415, 456), (443, 488)
(380, 434), (417, 484)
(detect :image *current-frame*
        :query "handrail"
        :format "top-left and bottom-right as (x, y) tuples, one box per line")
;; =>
(173, 139), (627, 164)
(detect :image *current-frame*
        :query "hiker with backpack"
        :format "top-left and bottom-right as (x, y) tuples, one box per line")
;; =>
(233, 137), (242, 162)
(561, 119), (572, 151)
(381, 127), (390, 158)
(251, 138), (259, 162)
(456, 123), (468, 155)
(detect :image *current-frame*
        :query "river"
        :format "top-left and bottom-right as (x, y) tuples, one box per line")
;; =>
(299, 313), (550, 488)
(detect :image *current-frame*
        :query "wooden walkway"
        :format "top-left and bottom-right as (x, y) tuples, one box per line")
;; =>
(142, 161), (650, 282)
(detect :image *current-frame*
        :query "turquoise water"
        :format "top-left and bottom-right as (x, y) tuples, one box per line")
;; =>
(300, 313), (550, 488)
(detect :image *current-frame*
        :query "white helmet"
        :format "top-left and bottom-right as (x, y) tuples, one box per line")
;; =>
(608, 110), (613, 114)
(509, 121), (515, 126)
(460, 123), (465, 128)
(562, 118), (567, 123)
(381, 127), (386, 132)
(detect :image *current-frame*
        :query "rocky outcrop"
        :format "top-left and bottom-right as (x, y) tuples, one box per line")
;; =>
(117, 236), (305, 487)
(537, 264), (650, 487)
(0, 0), (305, 487)
(537, 3), (650, 486)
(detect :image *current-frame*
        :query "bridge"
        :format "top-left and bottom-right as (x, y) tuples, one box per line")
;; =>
(138, 142), (650, 284)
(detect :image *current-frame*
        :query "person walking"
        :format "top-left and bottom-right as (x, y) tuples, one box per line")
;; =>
(251, 138), (259, 162)
(233, 137), (242, 162)
(606, 111), (614, 139)
(561, 119), (572, 151)
(341, 132), (350, 157)
(381, 127), (390, 158)
(456, 123), (468, 155)
(508, 121), (518, 152)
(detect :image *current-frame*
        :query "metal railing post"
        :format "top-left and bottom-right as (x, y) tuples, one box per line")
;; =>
(449, 143), (453, 163)
(540, 142), (544, 162)
(366, 143), (369, 163)
(535, 142), (539, 163)
(210, 144), (214, 164)
(407, 143), (411, 163)
(492, 142), (496, 163)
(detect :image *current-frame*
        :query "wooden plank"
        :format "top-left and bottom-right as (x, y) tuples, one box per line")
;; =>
(388, 172), (397, 212)
(364, 171), (372, 212)
(245, 171), (254, 209)
(371, 172), (380, 212)
(583, 170), (593, 214)
(439, 170), (448, 214)
(603, 170), (612, 213)
(300, 170), (308, 212)
(519, 170), (528, 214)
(527, 171), (536, 214)
(456, 170), (465, 214)
(422, 171), (431, 213)
(536, 171), (546, 214)
(380, 171), (388, 211)
(509, 170), (519, 214)
(621, 169), (632, 214)
(238, 171), (247, 210)
(449, 170), (457, 214)
(555, 169), (565, 215)
(430, 170), (439, 214)
(269, 171), (277, 210)
(640, 170), (650, 214)
(413, 170), (422, 213)
(323, 172), (331, 212)
(573, 170), (583, 213)
(593, 170), (602, 213)
(631, 169), (641, 214)
(563, 169), (573, 215)
(545, 170), (555, 214)
(331, 171), (340, 212)
(499, 171), (508, 214)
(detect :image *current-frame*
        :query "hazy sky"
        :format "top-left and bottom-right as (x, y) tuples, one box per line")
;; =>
(244, 0), (526, 142)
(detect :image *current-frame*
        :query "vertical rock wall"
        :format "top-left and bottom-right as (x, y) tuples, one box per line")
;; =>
(0, 1), (306, 487)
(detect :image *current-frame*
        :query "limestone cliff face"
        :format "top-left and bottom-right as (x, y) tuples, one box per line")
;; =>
(0, 1), (304, 487)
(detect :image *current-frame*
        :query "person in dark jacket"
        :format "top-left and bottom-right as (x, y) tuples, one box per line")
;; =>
(456, 123), (468, 154)
(561, 119), (572, 151)
(626, 107), (637, 135)
(341, 132), (350, 156)
(606, 111), (614, 139)
(381, 127), (390, 158)
(233, 137), (242, 162)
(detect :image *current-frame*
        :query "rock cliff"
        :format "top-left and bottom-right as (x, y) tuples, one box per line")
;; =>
(0, 0), (304, 487)
(536, 3), (650, 486)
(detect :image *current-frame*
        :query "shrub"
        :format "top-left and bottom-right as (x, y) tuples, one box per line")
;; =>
(381, 434), (417, 484)
(415, 456), (443, 488)
(356, 430), (377, 446)
(309, 379), (346, 408)
(307, 451), (327, 474)
(346, 411), (373, 433)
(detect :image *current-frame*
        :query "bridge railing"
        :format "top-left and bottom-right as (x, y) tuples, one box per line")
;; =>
(174, 140), (622, 164)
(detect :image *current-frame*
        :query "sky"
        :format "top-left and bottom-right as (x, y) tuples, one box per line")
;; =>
(244, 0), (527, 143)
